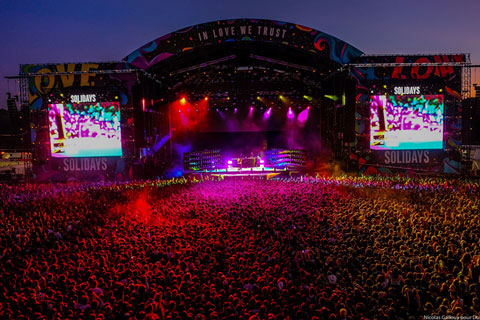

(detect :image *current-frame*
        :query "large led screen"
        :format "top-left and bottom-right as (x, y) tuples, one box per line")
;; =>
(370, 95), (444, 150)
(48, 102), (122, 157)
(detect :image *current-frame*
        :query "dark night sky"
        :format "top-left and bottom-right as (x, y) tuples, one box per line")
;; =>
(1, 0), (479, 109)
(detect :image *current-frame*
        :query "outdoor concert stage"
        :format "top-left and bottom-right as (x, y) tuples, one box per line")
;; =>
(186, 168), (294, 180)
(16, 19), (470, 181)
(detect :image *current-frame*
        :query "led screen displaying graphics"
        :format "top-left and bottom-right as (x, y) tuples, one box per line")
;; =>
(48, 102), (122, 157)
(370, 95), (444, 150)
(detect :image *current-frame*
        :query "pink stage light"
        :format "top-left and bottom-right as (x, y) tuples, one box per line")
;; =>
(298, 107), (309, 123)
(248, 106), (254, 117)
(287, 107), (295, 120)
(264, 108), (272, 119)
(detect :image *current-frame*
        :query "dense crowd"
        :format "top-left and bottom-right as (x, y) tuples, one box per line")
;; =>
(1, 176), (479, 319)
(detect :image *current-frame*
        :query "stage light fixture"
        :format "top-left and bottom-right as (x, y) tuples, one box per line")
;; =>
(303, 95), (313, 101)
(287, 107), (295, 119)
(298, 107), (309, 123)
(180, 97), (187, 105)
(324, 95), (339, 101)
(204, 96), (209, 101)
(264, 107), (272, 119)
(248, 106), (254, 117)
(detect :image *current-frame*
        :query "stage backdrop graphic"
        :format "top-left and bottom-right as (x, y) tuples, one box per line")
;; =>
(123, 19), (364, 70)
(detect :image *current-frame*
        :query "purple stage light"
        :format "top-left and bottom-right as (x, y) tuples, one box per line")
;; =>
(248, 106), (254, 117)
(287, 107), (295, 120)
(263, 107), (272, 119)
(259, 159), (265, 164)
(152, 133), (171, 152)
(217, 109), (226, 120)
(227, 160), (233, 165)
(298, 107), (309, 123)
